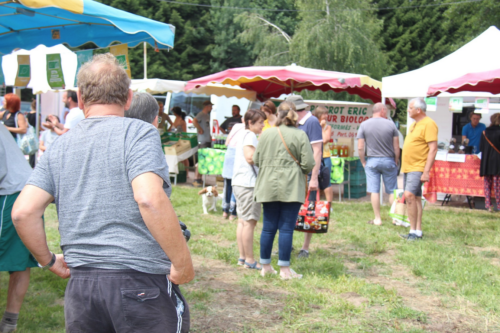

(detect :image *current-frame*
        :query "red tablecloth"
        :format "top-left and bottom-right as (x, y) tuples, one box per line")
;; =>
(423, 155), (484, 203)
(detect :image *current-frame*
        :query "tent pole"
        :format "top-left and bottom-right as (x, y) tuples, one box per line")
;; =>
(35, 93), (40, 163)
(143, 42), (147, 80)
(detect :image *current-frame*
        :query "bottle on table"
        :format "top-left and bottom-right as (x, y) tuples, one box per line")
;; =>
(331, 139), (339, 157)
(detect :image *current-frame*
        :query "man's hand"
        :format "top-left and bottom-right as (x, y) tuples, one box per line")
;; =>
(309, 177), (319, 191)
(362, 161), (366, 168)
(395, 158), (399, 166)
(42, 121), (54, 130)
(49, 254), (71, 279)
(198, 129), (204, 135)
(421, 172), (430, 183)
(168, 264), (195, 285)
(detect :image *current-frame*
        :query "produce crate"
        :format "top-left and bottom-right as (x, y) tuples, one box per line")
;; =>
(345, 158), (363, 172)
(346, 170), (366, 186)
(344, 183), (367, 199)
(179, 132), (198, 148)
(177, 170), (187, 183)
(163, 140), (191, 156)
(161, 132), (180, 144)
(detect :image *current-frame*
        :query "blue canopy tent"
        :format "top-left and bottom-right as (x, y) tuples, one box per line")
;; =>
(0, 0), (175, 54)
(0, 0), (176, 160)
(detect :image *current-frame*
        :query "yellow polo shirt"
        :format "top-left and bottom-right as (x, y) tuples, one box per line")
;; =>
(401, 116), (438, 173)
(262, 119), (273, 132)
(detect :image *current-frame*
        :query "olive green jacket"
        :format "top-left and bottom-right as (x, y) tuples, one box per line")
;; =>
(253, 125), (315, 203)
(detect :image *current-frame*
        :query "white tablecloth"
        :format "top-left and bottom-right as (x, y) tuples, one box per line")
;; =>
(165, 147), (198, 174)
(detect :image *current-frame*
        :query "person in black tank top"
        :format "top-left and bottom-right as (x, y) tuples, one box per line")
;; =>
(0, 94), (27, 140)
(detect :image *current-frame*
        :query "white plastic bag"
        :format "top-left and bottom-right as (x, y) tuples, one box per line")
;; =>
(15, 113), (39, 155)
(389, 189), (426, 225)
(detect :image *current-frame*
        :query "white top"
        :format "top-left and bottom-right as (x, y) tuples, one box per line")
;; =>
(40, 130), (59, 151)
(64, 107), (85, 129)
(232, 130), (259, 188)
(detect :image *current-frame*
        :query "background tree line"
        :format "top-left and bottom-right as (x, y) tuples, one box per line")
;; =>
(92, 0), (500, 121)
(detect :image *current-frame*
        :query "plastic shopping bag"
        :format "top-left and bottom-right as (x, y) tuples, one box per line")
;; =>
(15, 113), (39, 155)
(389, 189), (426, 225)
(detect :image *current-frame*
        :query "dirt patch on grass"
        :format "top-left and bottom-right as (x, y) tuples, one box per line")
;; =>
(362, 252), (495, 332)
(185, 255), (287, 333)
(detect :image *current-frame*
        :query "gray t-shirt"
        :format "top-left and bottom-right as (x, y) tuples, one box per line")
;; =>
(357, 118), (399, 158)
(0, 124), (32, 195)
(27, 117), (173, 274)
(195, 111), (211, 144)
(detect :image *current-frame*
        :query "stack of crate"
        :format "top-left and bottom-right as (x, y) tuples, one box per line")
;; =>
(343, 159), (367, 199)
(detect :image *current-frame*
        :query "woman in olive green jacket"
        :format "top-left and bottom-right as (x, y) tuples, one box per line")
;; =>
(253, 102), (315, 279)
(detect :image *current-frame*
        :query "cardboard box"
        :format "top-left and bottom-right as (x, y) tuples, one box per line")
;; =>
(163, 140), (191, 156)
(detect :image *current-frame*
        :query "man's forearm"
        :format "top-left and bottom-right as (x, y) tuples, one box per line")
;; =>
(12, 188), (54, 266)
(53, 126), (68, 136)
(311, 143), (322, 179)
(423, 147), (438, 173)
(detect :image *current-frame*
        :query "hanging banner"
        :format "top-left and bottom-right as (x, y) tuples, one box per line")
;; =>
(449, 97), (463, 113)
(474, 97), (489, 114)
(15, 55), (31, 87)
(46, 53), (65, 89)
(424, 97), (437, 112)
(310, 102), (373, 138)
(74, 49), (94, 86)
(110, 44), (131, 78)
(0, 57), (4, 86)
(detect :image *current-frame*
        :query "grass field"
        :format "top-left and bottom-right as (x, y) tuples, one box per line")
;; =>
(1, 186), (499, 332)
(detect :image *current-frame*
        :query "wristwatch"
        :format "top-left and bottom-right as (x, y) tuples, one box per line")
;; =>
(38, 252), (56, 270)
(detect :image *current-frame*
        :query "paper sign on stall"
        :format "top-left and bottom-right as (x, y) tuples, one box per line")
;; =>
(309, 102), (373, 138)
(15, 55), (31, 87)
(449, 97), (463, 113)
(110, 44), (131, 78)
(424, 97), (437, 111)
(435, 150), (448, 161)
(474, 98), (489, 114)
(446, 154), (466, 163)
(0, 57), (4, 86)
(74, 50), (94, 86)
(46, 53), (65, 89)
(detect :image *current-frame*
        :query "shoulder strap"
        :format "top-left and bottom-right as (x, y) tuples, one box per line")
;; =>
(277, 127), (300, 167)
(483, 131), (500, 154)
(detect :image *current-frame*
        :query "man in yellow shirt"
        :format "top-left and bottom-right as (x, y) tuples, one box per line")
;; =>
(400, 98), (438, 241)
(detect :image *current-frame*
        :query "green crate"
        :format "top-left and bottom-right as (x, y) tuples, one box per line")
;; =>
(344, 183), (367, 199)
(161, 132), (180, 143)
(179, 133), (198, 148)
(177, 171), (187, 183)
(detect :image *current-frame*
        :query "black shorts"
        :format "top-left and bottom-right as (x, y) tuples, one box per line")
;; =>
(65, 267), (189, 333)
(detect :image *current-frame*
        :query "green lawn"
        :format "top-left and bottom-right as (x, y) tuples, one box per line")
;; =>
(2, 186), (499, 332)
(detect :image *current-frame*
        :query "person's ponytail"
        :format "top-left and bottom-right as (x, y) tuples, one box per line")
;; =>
(275, 101), (298, 127)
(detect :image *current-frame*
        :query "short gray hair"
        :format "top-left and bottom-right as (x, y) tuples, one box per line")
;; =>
(125, 92), (159, 125)
(77, 53), (130, 107)
(409, 98), (426, 112)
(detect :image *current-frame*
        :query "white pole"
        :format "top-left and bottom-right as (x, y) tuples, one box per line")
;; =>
(143, 42), (147, 80)
(35, 93), (40, 162)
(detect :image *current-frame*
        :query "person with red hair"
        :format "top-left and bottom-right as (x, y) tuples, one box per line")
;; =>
(0, 94), (27, 139)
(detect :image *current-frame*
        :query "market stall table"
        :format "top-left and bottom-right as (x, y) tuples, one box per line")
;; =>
(423, 155), (487, 208)
(165, 146), (198, 185)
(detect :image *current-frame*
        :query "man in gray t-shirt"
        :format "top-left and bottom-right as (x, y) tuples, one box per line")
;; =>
(357, 103), (400, 226)
(11, 54), (194, 333)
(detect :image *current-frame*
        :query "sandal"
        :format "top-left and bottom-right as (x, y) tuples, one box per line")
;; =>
(261, 267), (277, 277)
(237, 258), (245, 266)
(367, 220), (382, 226)
(280, 268), (302, 280)
(244, 261), (262, 270)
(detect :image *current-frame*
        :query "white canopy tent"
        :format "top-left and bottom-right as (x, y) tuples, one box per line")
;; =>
(2, 44), (77, 94)
(382, 26), (500, 99)
(382, 26), (500, 143)
(130, 78), (257, 100)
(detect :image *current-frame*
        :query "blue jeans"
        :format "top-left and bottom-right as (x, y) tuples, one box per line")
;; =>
(222, 179), (237, 215)
(260, 202), (301, 267)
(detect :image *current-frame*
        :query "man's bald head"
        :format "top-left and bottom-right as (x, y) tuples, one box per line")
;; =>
(372, 103), (388, 115)
(77, 53), (131, 108)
